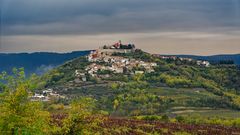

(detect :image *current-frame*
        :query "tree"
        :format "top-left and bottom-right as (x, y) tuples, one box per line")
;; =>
(113, 99), (119, 110)
(111, 83), (119, 90)
(60, 97), (103, 135)
(0, 68), (51, 134)
(133, 73), (143, 82)
(176, 116), (185, 123)
(161, 115), (169, 122)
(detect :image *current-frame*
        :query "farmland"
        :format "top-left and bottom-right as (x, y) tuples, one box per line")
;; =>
(49, 113), (240, 135)
(101, 117), (240, 135)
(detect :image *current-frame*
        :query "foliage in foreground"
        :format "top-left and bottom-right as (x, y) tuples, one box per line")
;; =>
(0, 69), (103, 135)
(0, 68), (50, 134)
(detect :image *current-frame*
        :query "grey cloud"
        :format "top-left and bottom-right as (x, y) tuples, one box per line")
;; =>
(1, 0), (240, 35)
(1, 32), (240, 55)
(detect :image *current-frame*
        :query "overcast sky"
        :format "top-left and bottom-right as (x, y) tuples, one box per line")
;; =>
(1, 0), (240, 55)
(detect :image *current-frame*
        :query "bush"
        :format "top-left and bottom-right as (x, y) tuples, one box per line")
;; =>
(161, 115), (169, 122)
(176, 116), (185, 123)
(142, 115), (161, 121)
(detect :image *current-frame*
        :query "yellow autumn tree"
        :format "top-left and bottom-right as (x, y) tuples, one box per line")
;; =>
(60, 97), (104, 135)
(0, 68), (51, 135)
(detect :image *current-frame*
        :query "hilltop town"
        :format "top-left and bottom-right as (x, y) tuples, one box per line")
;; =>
(74, 41), (210, 83)
(74, 41), (158, 83)
(32, 41), (212, 101)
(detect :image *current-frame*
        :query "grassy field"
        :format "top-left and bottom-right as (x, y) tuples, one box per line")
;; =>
(168, 107), (240, 118)
(148, 87), (213, 97)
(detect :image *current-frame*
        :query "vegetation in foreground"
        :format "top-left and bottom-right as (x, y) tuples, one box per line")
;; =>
(1, 68), (240, 135)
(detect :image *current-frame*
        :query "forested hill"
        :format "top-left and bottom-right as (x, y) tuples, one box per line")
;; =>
(37, 49), (240, 116)
(174, 54), (240, 65)
(0, 51), (91, 75)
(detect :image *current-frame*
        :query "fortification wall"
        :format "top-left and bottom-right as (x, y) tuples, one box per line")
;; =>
(99, 49), (134, 53)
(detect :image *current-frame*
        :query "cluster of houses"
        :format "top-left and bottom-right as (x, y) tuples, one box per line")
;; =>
(74, 70), (87, 83)
(196, 60), (210, 67)
(31, 88), (65, 102)
(86, 52), (157, 78)
(154, 55), (210, 67)
(156, 55), (178, 60)
(86, 54), (157, 77)
(74, 42), (157, 81)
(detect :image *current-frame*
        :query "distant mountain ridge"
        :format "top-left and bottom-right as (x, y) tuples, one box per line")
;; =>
(0, 51), (91, 75)
(169, 54), (240, 65)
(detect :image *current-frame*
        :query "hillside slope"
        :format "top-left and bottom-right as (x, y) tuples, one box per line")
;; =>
(38, 49), (240, 116)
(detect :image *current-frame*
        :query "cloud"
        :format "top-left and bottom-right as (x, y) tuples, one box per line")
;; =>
(0, 0), (239, 54)
(1, 0), (240, 35)
(1, 31), (240, 55)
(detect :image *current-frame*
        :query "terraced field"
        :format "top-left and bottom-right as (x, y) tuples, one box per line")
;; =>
(170, 107), (240, 118)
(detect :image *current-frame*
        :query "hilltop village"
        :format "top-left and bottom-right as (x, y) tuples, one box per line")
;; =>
(74, 41), (158, 83)
(87, 43), (157, 74)
(74, 41), (210, 83)
(32, 41), (211, 101)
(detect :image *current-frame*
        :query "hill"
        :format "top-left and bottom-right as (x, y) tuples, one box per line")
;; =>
(1, 47), (240, 134)
(36, 48), (240, 118)
(0, 51), (91, 75)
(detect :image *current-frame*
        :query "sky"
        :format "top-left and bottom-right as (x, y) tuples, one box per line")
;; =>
(0, 0), (240, 55)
